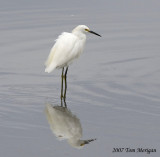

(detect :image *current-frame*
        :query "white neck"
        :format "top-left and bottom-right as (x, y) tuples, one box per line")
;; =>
(72, 30), (86, 40)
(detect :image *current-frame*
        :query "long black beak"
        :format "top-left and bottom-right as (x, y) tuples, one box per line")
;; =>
(89, 30), (101, 37)
(84, 138), (97, 144)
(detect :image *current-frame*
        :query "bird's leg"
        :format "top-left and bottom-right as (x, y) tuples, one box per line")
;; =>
(64, 67), (68, 101)
(64, 66), (68, 78)
(63, 95), (67, 108)
(61, 67), (64, 101)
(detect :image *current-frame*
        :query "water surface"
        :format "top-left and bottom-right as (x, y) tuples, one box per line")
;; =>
(0, 1), (160, 157)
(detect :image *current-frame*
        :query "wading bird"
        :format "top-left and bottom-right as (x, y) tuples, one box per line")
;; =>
(45, 25), (101, 100)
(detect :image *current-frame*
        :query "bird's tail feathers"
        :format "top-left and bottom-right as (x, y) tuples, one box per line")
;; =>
(45, 62), (57, 73)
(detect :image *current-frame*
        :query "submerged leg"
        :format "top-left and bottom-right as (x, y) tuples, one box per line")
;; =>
(64, 67), (68, 101)
(61, 67), (64, 100)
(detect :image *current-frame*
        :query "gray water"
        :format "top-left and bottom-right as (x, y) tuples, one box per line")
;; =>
(0, 0), (160, 156)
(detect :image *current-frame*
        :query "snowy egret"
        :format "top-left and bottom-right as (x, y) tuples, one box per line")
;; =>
(45, 25), (101, 99)
(45, 103), (96, 148)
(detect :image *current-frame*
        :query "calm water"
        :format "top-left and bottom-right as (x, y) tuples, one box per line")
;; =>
(0, 1), (160, 157)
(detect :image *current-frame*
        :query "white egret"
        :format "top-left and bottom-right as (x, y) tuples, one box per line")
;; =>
(45, 25), (101, 99)
(45, 103), (96, 148)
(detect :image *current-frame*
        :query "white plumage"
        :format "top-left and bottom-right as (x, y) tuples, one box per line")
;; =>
(45, 25), (101, 73)
(45, 103), (96, 148)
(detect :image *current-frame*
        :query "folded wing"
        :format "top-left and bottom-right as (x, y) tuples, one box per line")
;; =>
(45, 32), (79, 73)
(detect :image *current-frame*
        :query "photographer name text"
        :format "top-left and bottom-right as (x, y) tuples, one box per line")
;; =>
(112, 147), (156, 154)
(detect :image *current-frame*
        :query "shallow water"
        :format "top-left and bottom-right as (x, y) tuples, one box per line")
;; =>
(1, 1), (160, 157)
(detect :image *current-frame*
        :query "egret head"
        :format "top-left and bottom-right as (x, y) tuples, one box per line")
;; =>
(72, 25), (101, 37)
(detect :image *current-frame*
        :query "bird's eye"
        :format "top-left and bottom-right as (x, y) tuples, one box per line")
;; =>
(85, 29), (89, 32)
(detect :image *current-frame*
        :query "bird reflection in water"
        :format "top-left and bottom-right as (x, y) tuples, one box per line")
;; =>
(45, 59), (96, 148)
(45, 101), (96, 148)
